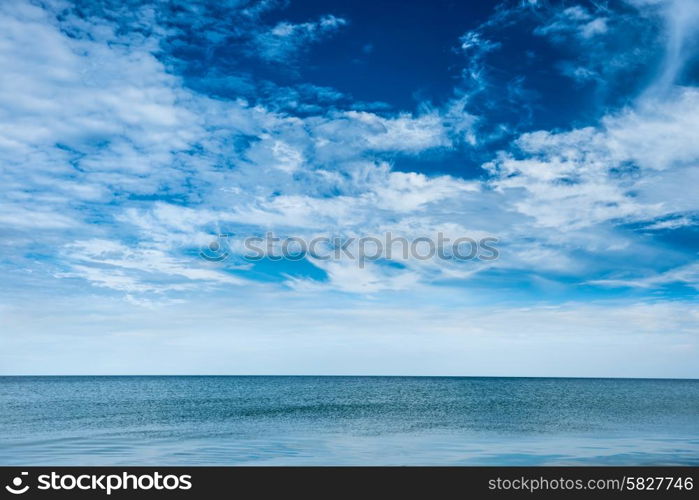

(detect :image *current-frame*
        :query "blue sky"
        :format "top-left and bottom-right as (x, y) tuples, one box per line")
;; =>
(1, 0), (698, 376)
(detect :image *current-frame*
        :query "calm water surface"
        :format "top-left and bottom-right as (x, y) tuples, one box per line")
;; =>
(1, 376), (698, 465)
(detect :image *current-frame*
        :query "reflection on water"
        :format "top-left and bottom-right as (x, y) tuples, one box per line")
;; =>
(1, 376), (698, 465)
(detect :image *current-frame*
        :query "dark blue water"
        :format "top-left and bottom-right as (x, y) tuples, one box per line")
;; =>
(1, 376), (698, 465)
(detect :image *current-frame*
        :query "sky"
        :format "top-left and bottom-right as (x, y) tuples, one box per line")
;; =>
(1, 0), (698, 377)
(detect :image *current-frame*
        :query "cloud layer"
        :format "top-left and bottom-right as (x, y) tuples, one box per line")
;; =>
(1, 0), (698, 375)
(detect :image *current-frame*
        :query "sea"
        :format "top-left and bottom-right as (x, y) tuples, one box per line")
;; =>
(1, 376), (698, 465)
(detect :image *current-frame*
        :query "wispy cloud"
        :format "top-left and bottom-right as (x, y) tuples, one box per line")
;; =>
(253, 14), (348, 62)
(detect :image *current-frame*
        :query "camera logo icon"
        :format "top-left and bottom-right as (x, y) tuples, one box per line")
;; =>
(5, 472), (29, 495)
(199, 234), (230, 262)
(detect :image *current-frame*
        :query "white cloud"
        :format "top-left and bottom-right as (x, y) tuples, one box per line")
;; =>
(56, 239), (247, 294)
(642, 215), (696, 230)
(535, 6), (608, 40)
(486, 86), (699, 231)
(632, 0), (699, 93)
(253, 14), (347, 62)
(590, 262), (699, 290)
(0, 0), (697, 300)
(0, 1), (478, 296)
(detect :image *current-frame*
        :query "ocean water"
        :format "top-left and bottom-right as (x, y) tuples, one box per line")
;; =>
(0, 376), (698, 465)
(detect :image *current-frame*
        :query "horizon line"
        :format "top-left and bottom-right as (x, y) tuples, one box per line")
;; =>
(1, 374), (698, 381)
